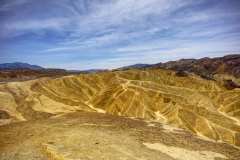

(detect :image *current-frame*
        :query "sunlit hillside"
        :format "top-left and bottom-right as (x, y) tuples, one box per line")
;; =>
(1, 69), (240, 149)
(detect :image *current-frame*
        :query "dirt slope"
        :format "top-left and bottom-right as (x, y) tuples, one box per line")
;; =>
(0, 69), (240, 148)
(1, 112), (240, 160)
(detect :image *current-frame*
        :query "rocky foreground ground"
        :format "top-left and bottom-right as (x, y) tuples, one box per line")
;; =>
(1, 111), (240, 160)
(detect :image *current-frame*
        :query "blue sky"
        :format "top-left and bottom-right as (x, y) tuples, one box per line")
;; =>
(0, 0), (240, 69)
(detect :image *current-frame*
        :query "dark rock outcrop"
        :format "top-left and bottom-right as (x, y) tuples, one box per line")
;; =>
(152, 54), (240, 78)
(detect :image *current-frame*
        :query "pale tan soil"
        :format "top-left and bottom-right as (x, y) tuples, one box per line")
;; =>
(1, 69), (240, 146)
(143, 143), (227, 160)
(0, 69), (240, 160)
(0, 112), (240, 160)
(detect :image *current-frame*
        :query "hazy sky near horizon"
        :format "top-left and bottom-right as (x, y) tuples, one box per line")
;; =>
(0, 0), (240, 69)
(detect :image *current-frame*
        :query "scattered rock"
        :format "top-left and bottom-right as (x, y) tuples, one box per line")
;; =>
(0, 110), (10, 119)
(223, 79), (240, 90)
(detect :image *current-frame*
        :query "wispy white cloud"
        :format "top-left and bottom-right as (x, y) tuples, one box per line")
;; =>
(0, 0), (31, 11)
(1, 0), (240, 69)
(4, 18), (69, 31)
(2, 0), (189, 35)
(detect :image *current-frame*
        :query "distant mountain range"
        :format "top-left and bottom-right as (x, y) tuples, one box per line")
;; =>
(117, 54), (240, 78)
(152, 54), (240, 79)
(0, 62), (107, 73)
(0, 62), (70, 82)
(1, 54), (240, 82)
(0, 62), (43, 70)
(117, 64), (151, 70)
(0, 62), (108, 82)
